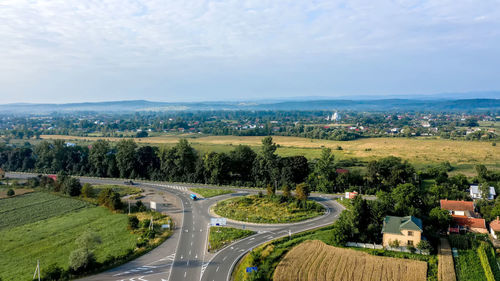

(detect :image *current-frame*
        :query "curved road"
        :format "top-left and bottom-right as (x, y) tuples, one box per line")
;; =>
(6, 173), (345, 281)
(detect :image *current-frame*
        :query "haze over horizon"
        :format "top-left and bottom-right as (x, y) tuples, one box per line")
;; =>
(1, 0), (500, 103)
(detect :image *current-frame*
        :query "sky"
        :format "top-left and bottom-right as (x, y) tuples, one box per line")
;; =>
(1, 0), (500, 103)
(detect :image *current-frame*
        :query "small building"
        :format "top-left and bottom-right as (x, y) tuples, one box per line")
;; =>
(450, 215), (488, 234)
(382, 216), (423, 247)
(469, 185), (496, 200)
(440, 200), (475, 216)
(345, 191), (358, 199)
(490, 217), (500, 239)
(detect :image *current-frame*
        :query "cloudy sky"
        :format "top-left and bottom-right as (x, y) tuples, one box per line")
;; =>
(1, 0), (499, 103)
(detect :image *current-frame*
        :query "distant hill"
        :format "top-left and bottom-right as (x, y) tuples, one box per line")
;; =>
(0, 98), (499, 114)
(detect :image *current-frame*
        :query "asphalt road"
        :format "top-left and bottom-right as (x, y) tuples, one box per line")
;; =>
(6, 172), (345, 281)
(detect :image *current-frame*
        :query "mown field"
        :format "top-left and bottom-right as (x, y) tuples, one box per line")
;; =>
(212, 195), (324, 223)
(273, 240), (427, 281)
(40, 134), (499, 175)
(0, 193), (138, 280)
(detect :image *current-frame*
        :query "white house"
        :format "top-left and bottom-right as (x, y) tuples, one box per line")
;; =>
(470, 185), (496, 200)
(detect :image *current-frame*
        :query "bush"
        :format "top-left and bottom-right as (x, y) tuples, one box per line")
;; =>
(477, 243), (495, 281)
(128, 216), (139, 230)
(43, 263), (64, 281)
(97, 188), (123, 211)
(81, 183), (94, 198)
(6, 189), (14, 196)
(135, 200), (147, 212)
(68, 248), (96, 273)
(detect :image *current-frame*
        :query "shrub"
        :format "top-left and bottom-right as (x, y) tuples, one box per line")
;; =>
(135, 200), (147, 212)
(6, 189), (14, 196)
(68, 248), (96, 273)
(97, 188), (123, 211)
(81, 183), (94, 198)
(477, 243), (495, 281)
(389, 239), (400, 248)
(417, 240), (433, 252)
(128, 216), (139, 230)
(43, 263), (64, 281)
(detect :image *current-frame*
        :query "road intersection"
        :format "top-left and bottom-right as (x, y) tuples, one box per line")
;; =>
(7, 173), (345, 281)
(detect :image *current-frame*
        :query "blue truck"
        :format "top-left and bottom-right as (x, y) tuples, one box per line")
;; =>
(190, 194), (197, 200)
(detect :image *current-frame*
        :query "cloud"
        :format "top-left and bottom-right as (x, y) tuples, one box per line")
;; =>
(0, 0), (499, 102)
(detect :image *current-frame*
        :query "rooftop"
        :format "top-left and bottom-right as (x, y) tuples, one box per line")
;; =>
(382, 216), (423, 235)
(490, 217), (500, 232)
(451, 215), (486, 229)
(440, 200), (474, 212)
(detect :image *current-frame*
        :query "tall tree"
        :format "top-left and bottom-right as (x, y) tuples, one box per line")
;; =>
(89, 140), (110, 177)
(115, 139), (137, 178)
(308, 148), (336, 193)
(229, 145), (256, 183)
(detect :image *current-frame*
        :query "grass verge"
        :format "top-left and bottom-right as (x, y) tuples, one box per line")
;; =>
(190, 188), (234, 198)
(213, 195), (324, 224)
(208, 226), (254, 252)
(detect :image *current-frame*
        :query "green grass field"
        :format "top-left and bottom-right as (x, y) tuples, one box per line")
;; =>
(213, 195), (324, 223)
(190, 188), (234, 198)
(0, 193), (138, 280)
(208, 227), (254, 252)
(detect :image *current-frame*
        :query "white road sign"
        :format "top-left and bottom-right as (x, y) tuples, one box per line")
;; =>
(210, 218), (227, 226)
(150, 201), (157, 210)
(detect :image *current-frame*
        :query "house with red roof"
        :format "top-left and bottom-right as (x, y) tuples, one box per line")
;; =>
(440, 199), (475, 217)
(450, 215), (488, 234)
(490, 217), (500, 239)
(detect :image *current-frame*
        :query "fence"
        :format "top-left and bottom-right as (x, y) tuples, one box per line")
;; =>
(346, 242), (429, 255)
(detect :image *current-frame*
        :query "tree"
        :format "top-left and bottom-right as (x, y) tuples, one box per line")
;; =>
(253, 137), (280, 187)
(295, 183), (310, 201)
(97, 188), (123, 211)
(6, 188), (14, 196)
(89, 140), (111, 177)
(116, 139), (137, 178)
(60, 176), (82, 196)
(266, 184), (275, 197)
(69, 231), (101, 273)
(81, 183), (94, 198)
(68, 248), (96, 273)
(228, 145), (256, 183)
(308, 148), (336, 193)
(479, 182), (490, 199)
(476, 164), (488, 181)
(391, 183), (423, 217)
(429, 207), (452, 232)
(416, 240), (433, 252)
(282, 185), (291, 198)
(203, 152), (230, 185)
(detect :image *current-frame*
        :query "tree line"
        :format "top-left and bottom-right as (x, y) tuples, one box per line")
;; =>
(0, 137), (425, 194)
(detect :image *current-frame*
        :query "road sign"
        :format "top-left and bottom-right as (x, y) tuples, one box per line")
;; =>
(246, 267), (258, 273)
(150, 201), (157, 210)
(210, 218), (227, 226)
(161, 224), (170, 229)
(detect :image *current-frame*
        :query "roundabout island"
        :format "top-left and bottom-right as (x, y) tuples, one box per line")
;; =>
(212, 194), (325, 224)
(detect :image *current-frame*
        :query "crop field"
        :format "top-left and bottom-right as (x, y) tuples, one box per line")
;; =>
(0, 205), (137, 280)
(438, 238), (456, 281)
(0, 192), (90, 230)
(40, 134), (499, 175)
(212, 195), (324, 223)
(190, 188), (233, 198)
(273, 240), (427, 281)
(208, 226), (254, 252)
(454, 249), (487, 281)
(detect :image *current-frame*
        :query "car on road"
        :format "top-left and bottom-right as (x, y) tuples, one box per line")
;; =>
(190, 194), (197, 200)
(124, 180), (135, 185)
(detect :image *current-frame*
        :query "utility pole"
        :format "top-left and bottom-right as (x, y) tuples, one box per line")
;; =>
(33, 260), (40, 281)
(128, 200), (131, 215)
(150, 216), (154, 230)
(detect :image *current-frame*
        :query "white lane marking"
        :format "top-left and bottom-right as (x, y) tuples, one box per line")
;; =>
(189, 250), (192, 255)
(222, 256), (227, 261)
(216, 266), (219, 272)
(184, 272), (187, 278)
(138, 276), (148, 281)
